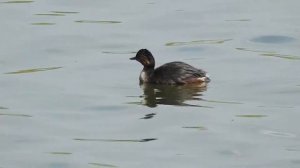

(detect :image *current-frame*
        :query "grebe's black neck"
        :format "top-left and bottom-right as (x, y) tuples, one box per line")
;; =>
(140, 67), (154, 84)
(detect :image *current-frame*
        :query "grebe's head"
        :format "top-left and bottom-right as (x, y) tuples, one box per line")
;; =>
(130, 49), (155, 68)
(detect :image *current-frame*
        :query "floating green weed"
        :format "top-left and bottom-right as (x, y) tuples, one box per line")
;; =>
(47, 152), (72, 155)
(31, 22), (56, 25)
(73, 138), (157, 142)
(165, 39), (232, 46)
(260, 53), (300, 60)
(202, 99), (242, 104)
(34, 11), (79, 17)
(3, 0), (33, 3)
(182, 126), (207, 130)
(236, 114), (267, 118)
(236, 48), (276, 54)
(236, 48), (300, 60)
(89, 163), (117, 168)
(127, 102), (143, 105)
(75, 20), (121, 24)
(5, 67), (62, 74)
(51, 11), (79, 14)
(35, 13), (65, 16)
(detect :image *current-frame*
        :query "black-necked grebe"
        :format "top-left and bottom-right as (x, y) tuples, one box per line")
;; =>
(130, 49), (210, 85)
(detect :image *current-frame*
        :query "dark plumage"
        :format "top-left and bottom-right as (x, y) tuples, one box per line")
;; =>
(130, 49), (210, 85)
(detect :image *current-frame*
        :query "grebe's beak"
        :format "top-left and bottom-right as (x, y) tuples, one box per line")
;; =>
(130, 57), (136, 60)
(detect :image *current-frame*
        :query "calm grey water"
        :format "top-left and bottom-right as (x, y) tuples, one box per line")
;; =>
(1, 0), (300, 168)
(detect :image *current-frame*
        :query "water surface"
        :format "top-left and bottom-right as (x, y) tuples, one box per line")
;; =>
(0, 0), (300, 168)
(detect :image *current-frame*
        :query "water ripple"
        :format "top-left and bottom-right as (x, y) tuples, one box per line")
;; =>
(261, 130), (296, 138)
(251, 35), (296, 43)
(165, 39), (232, 46)
(89, 162), (117, 168)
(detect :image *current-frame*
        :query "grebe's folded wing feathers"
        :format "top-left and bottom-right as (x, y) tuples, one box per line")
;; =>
(153, 62), (206, 84)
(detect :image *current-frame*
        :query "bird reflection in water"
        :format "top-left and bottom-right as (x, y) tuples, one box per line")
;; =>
(140, 83), (209, 108)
